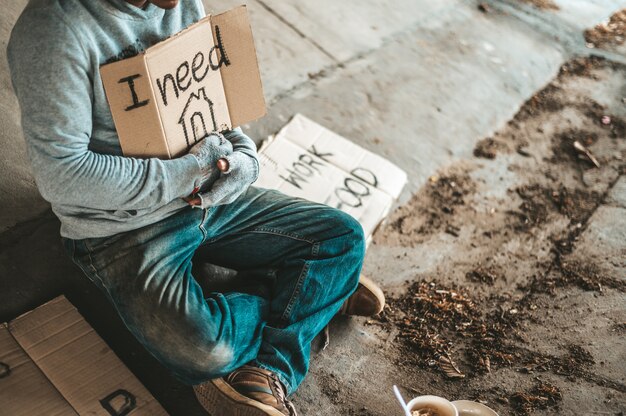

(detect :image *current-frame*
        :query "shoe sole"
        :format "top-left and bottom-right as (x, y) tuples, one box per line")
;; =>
(359, 275), (386, 315)
(194, 379), (286, 416)
(341, 274), (386, 316)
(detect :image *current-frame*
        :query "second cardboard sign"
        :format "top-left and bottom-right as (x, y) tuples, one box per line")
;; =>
(256, 115), (407, 240)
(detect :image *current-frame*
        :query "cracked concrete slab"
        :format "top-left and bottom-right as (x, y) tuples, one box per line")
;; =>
(521, 287), (626, 384)
(607, 176), (626, 207)
(342, 56), (625, 416)
(248, 3), (564, 200)
(255, 0), (460, 62)
(203, 0), (334, 101)
(570, 205), (626, 277)
(294, 319), (406, 415)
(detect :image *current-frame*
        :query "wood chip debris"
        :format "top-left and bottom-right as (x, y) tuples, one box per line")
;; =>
(438, 353), (465, 379)
(573, 140), (600, 168)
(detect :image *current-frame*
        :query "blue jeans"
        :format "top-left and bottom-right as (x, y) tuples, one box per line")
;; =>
(62, 187), (365, 394)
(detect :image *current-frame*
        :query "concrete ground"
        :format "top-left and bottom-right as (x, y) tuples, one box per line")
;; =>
(1, 0), (625, 415)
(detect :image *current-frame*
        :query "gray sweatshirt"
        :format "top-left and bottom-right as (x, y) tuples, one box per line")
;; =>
(8, 0), (258, 239)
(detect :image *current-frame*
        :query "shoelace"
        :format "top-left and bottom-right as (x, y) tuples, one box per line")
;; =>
(268, 372), (296, 415)
(228, 368), (297, 415)
(285, 400), (298, 416)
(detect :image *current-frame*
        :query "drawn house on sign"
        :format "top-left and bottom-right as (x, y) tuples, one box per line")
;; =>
(178, 87), (218, 148)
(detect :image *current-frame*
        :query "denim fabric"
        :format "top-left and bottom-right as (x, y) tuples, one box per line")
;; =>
(63, 187), (365, 394)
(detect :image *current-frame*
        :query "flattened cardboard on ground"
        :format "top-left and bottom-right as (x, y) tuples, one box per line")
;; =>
(0, 324), (77, 416)
(2, 297), (167, 416)
(101, 5), (266, 159)
(256, 114), (407, 239)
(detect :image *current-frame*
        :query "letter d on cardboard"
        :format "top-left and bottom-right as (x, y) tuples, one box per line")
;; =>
(100, 6), (266, 159)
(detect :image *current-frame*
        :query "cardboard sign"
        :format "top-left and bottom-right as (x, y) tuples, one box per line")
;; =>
(101, 6), (266, 159)
(256, 114), (407, 239)
(0, 324), (77, 415)
(0, 297), (167, 416)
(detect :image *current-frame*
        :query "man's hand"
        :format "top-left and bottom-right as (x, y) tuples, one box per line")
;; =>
(188, 132), (234, 193)
(186, 151), (259, 208)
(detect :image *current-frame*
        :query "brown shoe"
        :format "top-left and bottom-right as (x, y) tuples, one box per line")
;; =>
(339, 275), (385, 316)
(193, 365), (297, 416)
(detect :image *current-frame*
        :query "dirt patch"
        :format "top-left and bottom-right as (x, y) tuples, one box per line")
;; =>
(612, 322), (626, 334)
(378, 281), (526, 379)
(376, 273), (617, 414)
(473, 138), (506, 159)
(514, 84), (563, 121)
(557, 56), (612, 79)
(520, 345), (595, 380)
(466, 266), (501, 285)
(558, 58), (596, 78)
(577, 98), (626, 140)
(508, 182), (603, 231)
(379, 57), (625, 252)
(317, 371), (344, 405)
(584, 9), (626, 49)
(378, 173), (475, 246)
(511, 382), (562, 415)
(345, 407), (378, 416)
(550, 129), (599, 167)
(513, 180), (600, 221)
(509, 185), (553, 230)
(551, 186), (602, 224)
(515, 85), (626, 141)
(524, 259), (626, 294)
(515, 57), (626, 139)
(368, 57), (626, 415)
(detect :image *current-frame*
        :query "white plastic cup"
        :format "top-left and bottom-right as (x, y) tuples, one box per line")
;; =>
(406, 395), (459, 416)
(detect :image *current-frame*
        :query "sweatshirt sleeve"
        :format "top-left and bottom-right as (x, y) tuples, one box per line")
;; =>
(7, 8), (202, 211)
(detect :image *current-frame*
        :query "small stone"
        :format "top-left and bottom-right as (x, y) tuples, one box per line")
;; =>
(478, 3), (490, 13)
